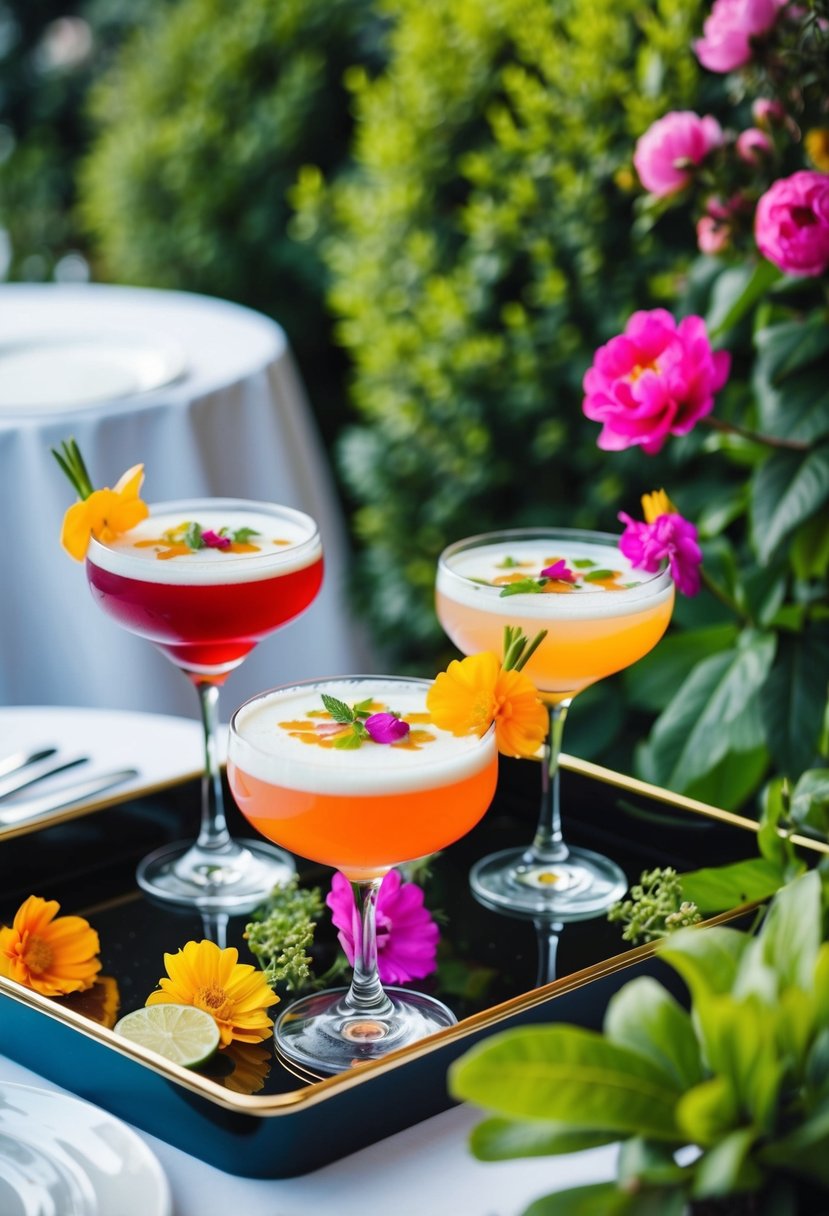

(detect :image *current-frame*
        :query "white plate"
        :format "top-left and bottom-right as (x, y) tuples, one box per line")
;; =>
(0, 332), (187, 412)
(0, 1082), (171, 1216)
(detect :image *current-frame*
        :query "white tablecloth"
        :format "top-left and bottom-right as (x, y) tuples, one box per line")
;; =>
(0, 283), (371, 719)
(0, 1054), (617, 1216)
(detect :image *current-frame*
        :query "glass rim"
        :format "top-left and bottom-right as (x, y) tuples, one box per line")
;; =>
(436, 525), (672, 596)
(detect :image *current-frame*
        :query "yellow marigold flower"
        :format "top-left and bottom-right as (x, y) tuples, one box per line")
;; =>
(0, 895), (101, 997)
(427, 651), (548, 759)
(146, 940), (279, 1047)
(641, 488), (677, 524)
(61, 463), (149, 561)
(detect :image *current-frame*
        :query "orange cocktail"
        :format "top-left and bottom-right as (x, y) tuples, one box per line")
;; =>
(436, 532), (674, 703)
(228, 676), (498, 1074)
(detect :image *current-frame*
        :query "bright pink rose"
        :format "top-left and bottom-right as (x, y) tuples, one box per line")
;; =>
(633, 111), (724, 197)
(582, 310), (731, 455)
(618, 511), (703, 597)
(736, 127), (773, 164)
(694, 0), (788, 72)
(754, 170), (829, 276)
(327, 869), (440, 986)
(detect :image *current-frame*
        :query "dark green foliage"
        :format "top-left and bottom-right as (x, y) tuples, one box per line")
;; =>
(294, 0), (708, 662)
(79, 0), (384, 444)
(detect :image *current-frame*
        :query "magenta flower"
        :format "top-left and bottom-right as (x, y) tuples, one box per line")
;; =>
(755, 171), (829, 277)
(736, 127), (773, 165)
(364, 712), (410, 744)
(633, 111), (724, 197)
(618, 511), (703, 597)
(201, 529), (231, 550)
(697, 214), (731, 255)
(752, 97), (786, 129)
(326, 870), (440, 985)
(694, 0), (788, 73)
(582, 310), (731, 455)
(540, 560), (576, 582)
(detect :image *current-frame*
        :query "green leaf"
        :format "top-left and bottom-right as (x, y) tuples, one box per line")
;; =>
(469, 1117), (616, 1161)
(681, 857), (785, 915)
(333, 724), (367, 748)
(754, 316), (829, 445)
(761, 625), (829, 779)
(683, 745), (769, 813)
(231, 526), (260, 543)
(706, 259), (782, 337)
(790, 768), (829, 837)
(677, 1076), (739, 1144)
(760, 1103), (829, 1185)
(617, 1138), (688, 1188)
(637, 633), (776, 793)
(321, 694), (355, 724)
(448, 1025), (683, 1140)
(759, 870), (822, 991)
(604, 977), (704, 1091)
(750, 445), (829, 564)
(184, 520), (204, 550)
(691, 992), (782, 1131)
(499, 578), (544, 596)
(790, 508), (829, 579)
(521, 1182), (640, 1216)
(623, 625), (739, 714)
(691, 1127), (760, 1198)
(583, 569), (616, 581)
(660, 925), (750, 1000)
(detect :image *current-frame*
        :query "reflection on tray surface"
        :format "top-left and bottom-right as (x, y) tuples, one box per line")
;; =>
(0, 759), (758, 1095)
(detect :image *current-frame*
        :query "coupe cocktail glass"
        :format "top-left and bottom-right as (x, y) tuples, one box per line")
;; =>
(436, 527), (674, 918)
(86, 497), (323, 909)
(227, 676), (498, 1074)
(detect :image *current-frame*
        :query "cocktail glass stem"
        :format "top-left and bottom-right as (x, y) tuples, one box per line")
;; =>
(195, 681), (232, 854)
(342, 878), (394, 1018)
(524, 700), (571, 865)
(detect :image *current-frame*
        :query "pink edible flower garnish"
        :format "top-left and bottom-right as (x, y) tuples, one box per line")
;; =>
(364, 712), (410, 744)
(540, 560), (577, 583)
(326, 870), (440, 985)
(618, 510), (703, 597)
(201, 529), (231, 550)
(582, 309), (731, 455)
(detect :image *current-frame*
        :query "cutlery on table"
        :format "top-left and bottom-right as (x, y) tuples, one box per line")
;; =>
(0, 754), (90, 801)
(0, 768), (139, 827)
(0, 746), (58, 780)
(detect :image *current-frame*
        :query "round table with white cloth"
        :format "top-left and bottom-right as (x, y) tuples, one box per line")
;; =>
(0, 283), (371, 718)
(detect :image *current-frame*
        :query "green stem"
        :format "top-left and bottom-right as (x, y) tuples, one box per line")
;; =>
(702, 415), (810, 453)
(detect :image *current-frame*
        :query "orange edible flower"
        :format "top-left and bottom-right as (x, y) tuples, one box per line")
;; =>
(0, 895), (101, 997)
(427, 651), (548, 759)
(146, 940), (279, 1047)
(61, 463), (149, 561)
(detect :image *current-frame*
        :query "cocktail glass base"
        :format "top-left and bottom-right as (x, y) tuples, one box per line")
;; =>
(274, 986), (457, 1075)
(470, 845), (627, 920)
(136, 838), (295, 911)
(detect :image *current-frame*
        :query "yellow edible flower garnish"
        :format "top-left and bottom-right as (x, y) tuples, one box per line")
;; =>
(0, 895), (102, 997)
(641, 487), (677, 524)
(427, 650), (548, 759)
(61, 463), (149, 561)
(146, 940), (279, 1047)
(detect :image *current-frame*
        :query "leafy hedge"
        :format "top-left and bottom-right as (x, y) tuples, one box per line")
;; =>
(79, 0), (383, 443)
(293, 0), (713, 660)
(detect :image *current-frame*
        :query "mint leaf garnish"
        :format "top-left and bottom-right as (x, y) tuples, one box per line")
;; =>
(321, 694), (355, 724)
(184, 521), (204, 550)
(496, 555), (520, 569)
(572, 559), (596, 569)
(499, 578), (546, 597)
(584, 569), (616, 581)
(334, 722), (369, 748)
(232, 526), (260, 543)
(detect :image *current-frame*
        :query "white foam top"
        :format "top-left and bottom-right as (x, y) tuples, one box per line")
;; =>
(229, 678), (496, 795)
(437, 538), (672, 620)
(87, 499), (321, 585)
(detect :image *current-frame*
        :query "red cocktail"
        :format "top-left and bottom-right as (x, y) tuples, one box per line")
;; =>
(86, 498), (323, 908)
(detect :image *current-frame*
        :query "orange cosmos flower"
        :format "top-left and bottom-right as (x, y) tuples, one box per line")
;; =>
(146, 940), (279, 1047)
(0, 895), (101, 997)
(61, 463), (149, 561)
(427, 651), (548, 759)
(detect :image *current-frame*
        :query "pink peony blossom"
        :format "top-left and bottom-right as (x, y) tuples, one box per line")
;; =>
(736, 127), (773, 165)
(364, 712), (410, 744)
(697, 214), (731, 255)
(582, 310), (731, 455)
(694, 0), (788, 73)
(752, 97), (786, 129)
(754, 170), (829, 276)
(633, 111), (724, 197)
(618, 511), (703, 597)
(326, 869), (440, 986)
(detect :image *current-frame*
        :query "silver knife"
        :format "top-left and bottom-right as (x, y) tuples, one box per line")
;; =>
(0, 754), (89, 801)
(0, 768), (139, 826)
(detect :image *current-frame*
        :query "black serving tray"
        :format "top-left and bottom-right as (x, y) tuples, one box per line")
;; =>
(1, 755), (822, 1177)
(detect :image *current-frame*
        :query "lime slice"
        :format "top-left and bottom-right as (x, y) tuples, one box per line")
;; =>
(114, 1004), (220, 1067)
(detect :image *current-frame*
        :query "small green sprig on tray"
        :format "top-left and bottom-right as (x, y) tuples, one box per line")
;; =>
(607, 866), (701, 945)
(245, 876), (349, 992)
